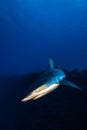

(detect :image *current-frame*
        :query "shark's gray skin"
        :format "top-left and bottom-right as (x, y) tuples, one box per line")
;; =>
(21, 58), (81, 102)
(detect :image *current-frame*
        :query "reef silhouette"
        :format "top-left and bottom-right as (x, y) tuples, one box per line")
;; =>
(0, 69), (87, 130)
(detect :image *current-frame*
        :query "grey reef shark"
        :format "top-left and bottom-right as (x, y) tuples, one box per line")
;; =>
(21, 58), (82, 102)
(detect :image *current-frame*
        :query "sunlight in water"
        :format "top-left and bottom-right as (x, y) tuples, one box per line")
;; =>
(75, 0), (87, 7)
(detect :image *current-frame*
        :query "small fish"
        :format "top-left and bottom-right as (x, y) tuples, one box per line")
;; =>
(21, 58), (82, 102)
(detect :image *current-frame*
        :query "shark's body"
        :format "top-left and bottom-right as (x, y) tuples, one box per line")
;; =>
(21, 58), (81, 102)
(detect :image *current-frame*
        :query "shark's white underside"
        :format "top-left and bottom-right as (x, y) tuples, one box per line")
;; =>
(21, 83), (59, 102)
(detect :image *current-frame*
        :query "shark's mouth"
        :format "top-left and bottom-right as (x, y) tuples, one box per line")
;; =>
(21, 84), (59, 102)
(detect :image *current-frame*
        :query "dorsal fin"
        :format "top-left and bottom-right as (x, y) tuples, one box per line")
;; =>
(49, 57), (57, 69)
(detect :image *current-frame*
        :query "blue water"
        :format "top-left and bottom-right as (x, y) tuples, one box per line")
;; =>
(1, 0), (87, 76)
(0, 1), (87, 130)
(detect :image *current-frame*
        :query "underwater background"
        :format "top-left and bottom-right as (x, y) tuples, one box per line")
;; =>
(0, 0), (87, 130)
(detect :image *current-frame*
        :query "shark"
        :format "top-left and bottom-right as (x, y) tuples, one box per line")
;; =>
(21, 58), (82, 102)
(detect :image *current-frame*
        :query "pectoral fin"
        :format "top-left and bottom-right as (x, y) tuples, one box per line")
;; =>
(60, 79), (82, 91)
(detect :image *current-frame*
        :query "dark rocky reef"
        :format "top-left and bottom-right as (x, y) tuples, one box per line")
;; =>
(0, 69), (87, 130)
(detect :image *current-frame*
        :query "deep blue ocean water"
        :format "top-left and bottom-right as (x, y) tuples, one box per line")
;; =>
(1, 0), (87, 130)
(1, 0), (87, 76)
